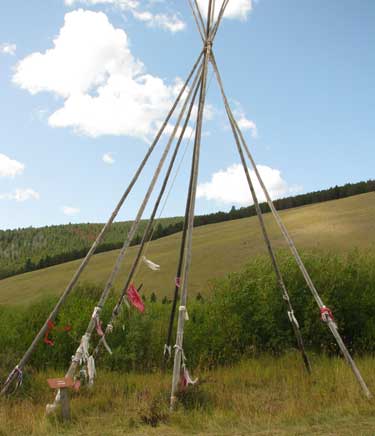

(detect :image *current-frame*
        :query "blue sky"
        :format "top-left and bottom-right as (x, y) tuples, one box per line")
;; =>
(0, 0), (374, 230)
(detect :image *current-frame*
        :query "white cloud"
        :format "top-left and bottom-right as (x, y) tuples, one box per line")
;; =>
(197, 164), (301, 205)
(237, 116), (257, 138)
(0, 188), (40, 202)
(13, 10), (187, 139)
(0, 154), (25, 178)
(102, 152), (115, 164)
(65, 0), (186, 32)
(159, 122), (195, 141)
(131, 10), (185, 33)
(232, 102), (257, 137)
(197, 0), (252, 21)
(62, 206), (80, 215)
(65, 0), (136, 6)
(0, 43), (17, 56)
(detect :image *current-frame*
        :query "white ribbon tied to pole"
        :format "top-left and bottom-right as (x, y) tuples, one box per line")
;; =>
(179, 305), (189, 321)
(288, 310), (300, 329)
(142, 256), (160, 271)
(87, 356), (96, 385)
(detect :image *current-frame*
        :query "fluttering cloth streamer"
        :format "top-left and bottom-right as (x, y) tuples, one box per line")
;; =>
(174, 344), (198, 390)
(92, 307), (112, 355)
(320, 306), (337, 328)
(127, 283), (145, 313)
(288, 310), (300, 329)
(320, 306), (334, 322)
(142, 256), (160, 271)
(3, 366), (23, 395)
(180, 305), (189, 321)
(175, 277), (181, 288)
(180, 367), (198, 389)
(87, 356), (96, 385)
(43, 319), (71, 346)
(164, 344), (172, 358)
(44, 320), (55, 346)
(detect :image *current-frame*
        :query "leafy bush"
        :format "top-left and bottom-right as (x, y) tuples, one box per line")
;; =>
(1, 251), (374, 379)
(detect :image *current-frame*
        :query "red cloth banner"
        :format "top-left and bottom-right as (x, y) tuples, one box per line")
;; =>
(44, 320), (56, 346)
(127, 283), (145, 313)
(320, 306), (334, 322)
(43, 320), (72, 346)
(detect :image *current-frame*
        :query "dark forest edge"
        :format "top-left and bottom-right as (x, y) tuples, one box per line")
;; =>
(1, 179), (374, 280)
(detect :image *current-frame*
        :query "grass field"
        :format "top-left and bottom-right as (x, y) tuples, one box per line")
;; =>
(1, 192), (374, 306)
(1, 354), (375, 435)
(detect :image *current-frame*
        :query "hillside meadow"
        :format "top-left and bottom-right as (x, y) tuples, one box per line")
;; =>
(1, 193), (375, 434)
(1, 192), (374, 306)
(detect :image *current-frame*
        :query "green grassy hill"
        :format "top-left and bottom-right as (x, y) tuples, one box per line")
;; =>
(1, 192), (374, 306)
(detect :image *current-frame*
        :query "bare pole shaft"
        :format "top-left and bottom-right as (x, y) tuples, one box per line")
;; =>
(1, 51), (203, 397)
(163, 81), (200, 367)
(210, 51), (371, 398)
(170, 1), (213, 410)
(188, 0), (205, 41)
(211, 54), (310, 373)
(193, 0), (206, 35)
(210, 0), (229, 40)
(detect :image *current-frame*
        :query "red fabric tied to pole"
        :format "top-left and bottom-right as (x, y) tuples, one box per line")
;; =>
(175, 277), (181, 288)
(44, 320), (56, 346)
(180, 373), (188, 390)
(95, 318), (104, 337)
(320, 306), (334, 322)
(127, 283), (145, 313)
(43, 320), (71, 346)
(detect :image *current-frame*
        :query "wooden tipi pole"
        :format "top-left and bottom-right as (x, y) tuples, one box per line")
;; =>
(210, 50), (371, 399)
(170, 0), (214, 410)
(210, 52), (311, 373)
(1, 52), (203, 397)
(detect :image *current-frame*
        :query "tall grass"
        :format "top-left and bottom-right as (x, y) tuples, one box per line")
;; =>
(1, 251), (375, 434)
(1, 355), (375, 435)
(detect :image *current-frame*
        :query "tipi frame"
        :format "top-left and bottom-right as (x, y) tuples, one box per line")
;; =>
(1, 0), (371, 410)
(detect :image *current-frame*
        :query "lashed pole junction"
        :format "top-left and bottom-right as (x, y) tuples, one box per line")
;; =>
(1, 0), (371, 409)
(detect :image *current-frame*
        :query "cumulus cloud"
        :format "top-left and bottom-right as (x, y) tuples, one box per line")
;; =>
(62, 206), (80, 215)
(0, 154), (25, 178)
(0, 188), (40, 202)
(197, 0), (253, 21)
(131, 10), (186, 32)
(0, 43), (17, 56)
(197, 164), (301, 205)
(65, 0), (186, 32)
(13, 10), (189, 140)
(102, 152), (115, 164)
(236, 115), (257, 138)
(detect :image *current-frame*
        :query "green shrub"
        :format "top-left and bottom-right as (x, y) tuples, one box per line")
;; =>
(1, 251), (374, 377)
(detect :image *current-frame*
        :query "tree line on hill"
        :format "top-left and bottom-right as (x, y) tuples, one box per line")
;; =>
(0, 179), (374, 280)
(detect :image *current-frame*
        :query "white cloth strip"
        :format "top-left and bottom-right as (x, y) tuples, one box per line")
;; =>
(87, 356), (96, 384)
(288, 310), (300, 329)
(142, 255), (160, 271)
(102, 336), (113, 355)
